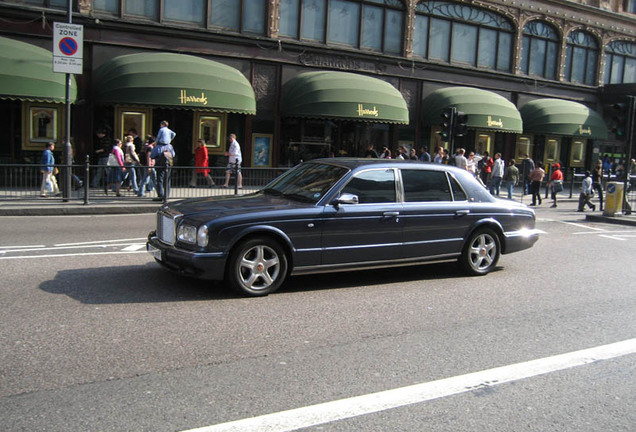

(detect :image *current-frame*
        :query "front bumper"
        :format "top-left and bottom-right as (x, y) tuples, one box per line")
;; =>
(147, 232), (227, 280)
(503, 228), (540, 254)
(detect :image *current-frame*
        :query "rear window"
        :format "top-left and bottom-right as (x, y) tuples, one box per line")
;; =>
(401, 170), (452, 202)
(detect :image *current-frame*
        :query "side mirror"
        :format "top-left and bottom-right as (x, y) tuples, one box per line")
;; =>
(333, 193), (359, 208)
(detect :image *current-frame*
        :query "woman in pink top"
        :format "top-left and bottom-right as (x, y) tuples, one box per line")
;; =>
(107, 139), (126, 196)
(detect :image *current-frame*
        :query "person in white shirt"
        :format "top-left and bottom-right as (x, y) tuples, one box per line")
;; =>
(577, 170), (595, 212)
(223, 133), (243, 189)
(455, 148), (467, 170)
(489, 153), (505, 196)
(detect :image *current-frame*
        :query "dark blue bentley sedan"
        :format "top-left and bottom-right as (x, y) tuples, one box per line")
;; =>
(147, 158), (539, 296)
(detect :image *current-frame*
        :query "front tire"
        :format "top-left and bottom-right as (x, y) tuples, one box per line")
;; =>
(459, 228), (500, 276)
(226, 237), (288, 296)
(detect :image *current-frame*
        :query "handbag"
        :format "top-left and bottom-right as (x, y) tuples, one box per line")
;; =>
(552, 180), (564, 193)
(107, 153), (119, 167)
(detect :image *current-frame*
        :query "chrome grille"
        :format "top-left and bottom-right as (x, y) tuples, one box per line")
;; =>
(157, 210), (181, 245)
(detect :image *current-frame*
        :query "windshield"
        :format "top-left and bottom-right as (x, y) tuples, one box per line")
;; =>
(263, 162), (349, 204)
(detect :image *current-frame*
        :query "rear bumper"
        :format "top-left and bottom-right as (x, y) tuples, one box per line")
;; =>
(503, 228), (540, 254)
(147, 233), (226, 280)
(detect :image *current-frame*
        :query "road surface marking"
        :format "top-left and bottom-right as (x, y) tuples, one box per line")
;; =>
(0, 250), (147, 260)
(181, 339), (636, 432)
(122, 244), (146, 251)
(55, 238), (147, 246)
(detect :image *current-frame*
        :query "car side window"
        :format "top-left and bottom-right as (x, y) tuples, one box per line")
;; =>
(341, 169), (396, 204)
(449, 175), (468, 201)
(401, 169), (452, 202)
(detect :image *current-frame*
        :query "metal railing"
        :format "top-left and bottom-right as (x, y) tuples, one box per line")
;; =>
(0, 161), (288, 202)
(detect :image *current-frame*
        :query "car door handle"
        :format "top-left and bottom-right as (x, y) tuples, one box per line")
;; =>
(455, 209), (470, 216)
(383, 212), (400, 217)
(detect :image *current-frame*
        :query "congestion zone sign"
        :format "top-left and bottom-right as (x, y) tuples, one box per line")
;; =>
(53, 22), (83, 74)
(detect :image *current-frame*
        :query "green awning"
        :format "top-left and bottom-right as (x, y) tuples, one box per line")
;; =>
(520, 98), (608, 140)
(0, 36), (77, 104)
(422, 87), (522, 133)
(281, 71), (409, 124)
(94, 53), (256, 114)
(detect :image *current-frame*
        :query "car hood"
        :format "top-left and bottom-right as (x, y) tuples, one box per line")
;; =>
(166, 192), (314, 219)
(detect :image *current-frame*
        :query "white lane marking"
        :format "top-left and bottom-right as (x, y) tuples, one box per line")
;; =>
(55, 238), (147, 246)
(122, 244), (146, 251)
(0, 245), (45, 249)
(599, 235), (628, 241)
(559, 220), (606, 231)
(182, 339), (636, 432)
(0, 243), (144, 254)
(0, 250), (148, 260)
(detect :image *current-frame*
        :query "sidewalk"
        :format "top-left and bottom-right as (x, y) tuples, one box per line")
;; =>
(1, 192), (635, 226)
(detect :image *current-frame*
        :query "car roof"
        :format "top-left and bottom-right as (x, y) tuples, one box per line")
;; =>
(310, 157), (461, 173)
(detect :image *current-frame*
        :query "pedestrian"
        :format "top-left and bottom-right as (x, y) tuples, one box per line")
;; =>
(364, 144), (379, 158)
(90, 128), (113, 191)
(520, 153), (535, 195)
(419, 146), (431, 162)
(190, 139), (215, 187)
(106, 138), (125, 197)
(503, 158), (519, 199)
(137, 135), (156, 197)
(39, 141), (59, 197)
(591, 159), (604, 211)
(150, 120), (176, 201)
(489, 153), (505, 196)
(528, 162), (545, 206)
(127, 128), (143, 153)
(433, 146), (444, 164)
(466, 152), (478, 177)
(379, 147), (392, 159)
(409, 148), (418, 160)
(548, 163), (564, 208)
(123, 134), (140, 194)
(479, 151), (493, 185)
(454, 148), (467, 170)
(577, 171), (596, 212)
(222, 133), (243, 189)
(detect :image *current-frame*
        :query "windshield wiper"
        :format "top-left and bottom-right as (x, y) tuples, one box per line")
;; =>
(262, 188), (283, 196)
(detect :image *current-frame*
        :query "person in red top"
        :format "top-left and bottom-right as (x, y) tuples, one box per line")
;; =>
(190, 139), (215, 187)
(548, 163), (564, 208)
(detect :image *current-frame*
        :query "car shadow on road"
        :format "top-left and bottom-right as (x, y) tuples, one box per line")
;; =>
(39, 261), (501, 303)
(39, 263), (236, 304)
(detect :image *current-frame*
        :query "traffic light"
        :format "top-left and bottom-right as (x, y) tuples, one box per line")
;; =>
(439, 107), (454, 142)
(454, 111), (468, 137)
(612, 102), (628, 140)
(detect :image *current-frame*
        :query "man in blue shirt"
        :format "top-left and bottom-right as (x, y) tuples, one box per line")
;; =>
(150, 121), (176, 201)
(39, 141), (59, 197)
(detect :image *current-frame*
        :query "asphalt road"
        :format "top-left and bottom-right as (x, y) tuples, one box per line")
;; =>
(0, 205), (634, 432)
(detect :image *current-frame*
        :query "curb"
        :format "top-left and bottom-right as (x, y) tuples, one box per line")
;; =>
(0, 205), (160, 216)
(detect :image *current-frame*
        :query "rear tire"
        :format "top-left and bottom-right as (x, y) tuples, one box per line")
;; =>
(459, 228), (500, 276)
(226, 237), (288, 296)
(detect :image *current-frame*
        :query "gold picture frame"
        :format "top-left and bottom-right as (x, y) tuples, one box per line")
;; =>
(194, 112), (226, 153)
(22, 102), (64, 150)
(569, 139), (586, 168)
(115, 106), (152, 141)
(252, 134), (273, 167)
(544, 137), (560, 165)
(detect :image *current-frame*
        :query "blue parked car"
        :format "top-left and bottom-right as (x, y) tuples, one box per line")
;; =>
(147, 158), (539, 296)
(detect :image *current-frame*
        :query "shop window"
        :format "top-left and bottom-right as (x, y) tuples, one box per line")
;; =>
(194, 112), (226, 154)
(93, 0), (118, 14)
(210, 0), (266, 35)
(604, 40), (636, 84)
(515, 135), (533, 160)
(164, 0), (205, 26)
(414, 1), (513, 72)
(115, 107), (152, 144)
(124, 0), (158, 19)
(279, 0), (404, 54)
(475, 132), (493, 156)
(520, 20), (559, 80)
(564, 31), (598, 86)
(22, 102), (64, 151)
(570, 140), (586, 168)
(21, 0), (66, 8)
(544, 137), (560, 165)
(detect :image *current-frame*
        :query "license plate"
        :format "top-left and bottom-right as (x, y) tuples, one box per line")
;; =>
(147, 243), (162, 261)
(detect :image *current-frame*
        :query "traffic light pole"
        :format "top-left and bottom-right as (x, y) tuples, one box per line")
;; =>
(63, 0), (72, 202)
(625, 96), (635, 203)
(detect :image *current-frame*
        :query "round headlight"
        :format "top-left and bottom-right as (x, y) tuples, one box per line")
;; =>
(177, 224), (197, 244)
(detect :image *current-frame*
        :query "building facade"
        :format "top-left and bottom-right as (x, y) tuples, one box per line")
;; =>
(0, 0), (635, 171)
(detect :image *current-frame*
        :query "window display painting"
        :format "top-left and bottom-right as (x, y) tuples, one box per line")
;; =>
(30, 107), (57, 142)
(570, 140), (586, 167)
(475, 133), (493, 156)
(199, 116), (221, 149)
(544, 138), (560, 164)
(121, 111), (146, 140)
(252, 134), (273, 167)
(516, 135), (533, 159)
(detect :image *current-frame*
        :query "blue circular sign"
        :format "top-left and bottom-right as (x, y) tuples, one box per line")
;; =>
(607, 184), (616, 194)
(59, 37), (78, 56)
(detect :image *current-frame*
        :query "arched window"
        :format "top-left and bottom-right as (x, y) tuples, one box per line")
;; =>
(564, 30), (599, 86)
(413, 1), (513, 72)
(604, 40), (636, 84)
(279, 0), (405, 54)
(520, 20), (559, 80)
(209, 0), (266, 34)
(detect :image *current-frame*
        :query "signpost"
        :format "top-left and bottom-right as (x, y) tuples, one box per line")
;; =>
(52, 8), (83, 201)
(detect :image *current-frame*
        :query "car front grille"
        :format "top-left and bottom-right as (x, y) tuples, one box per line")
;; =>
(157, 209), (182, 245)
